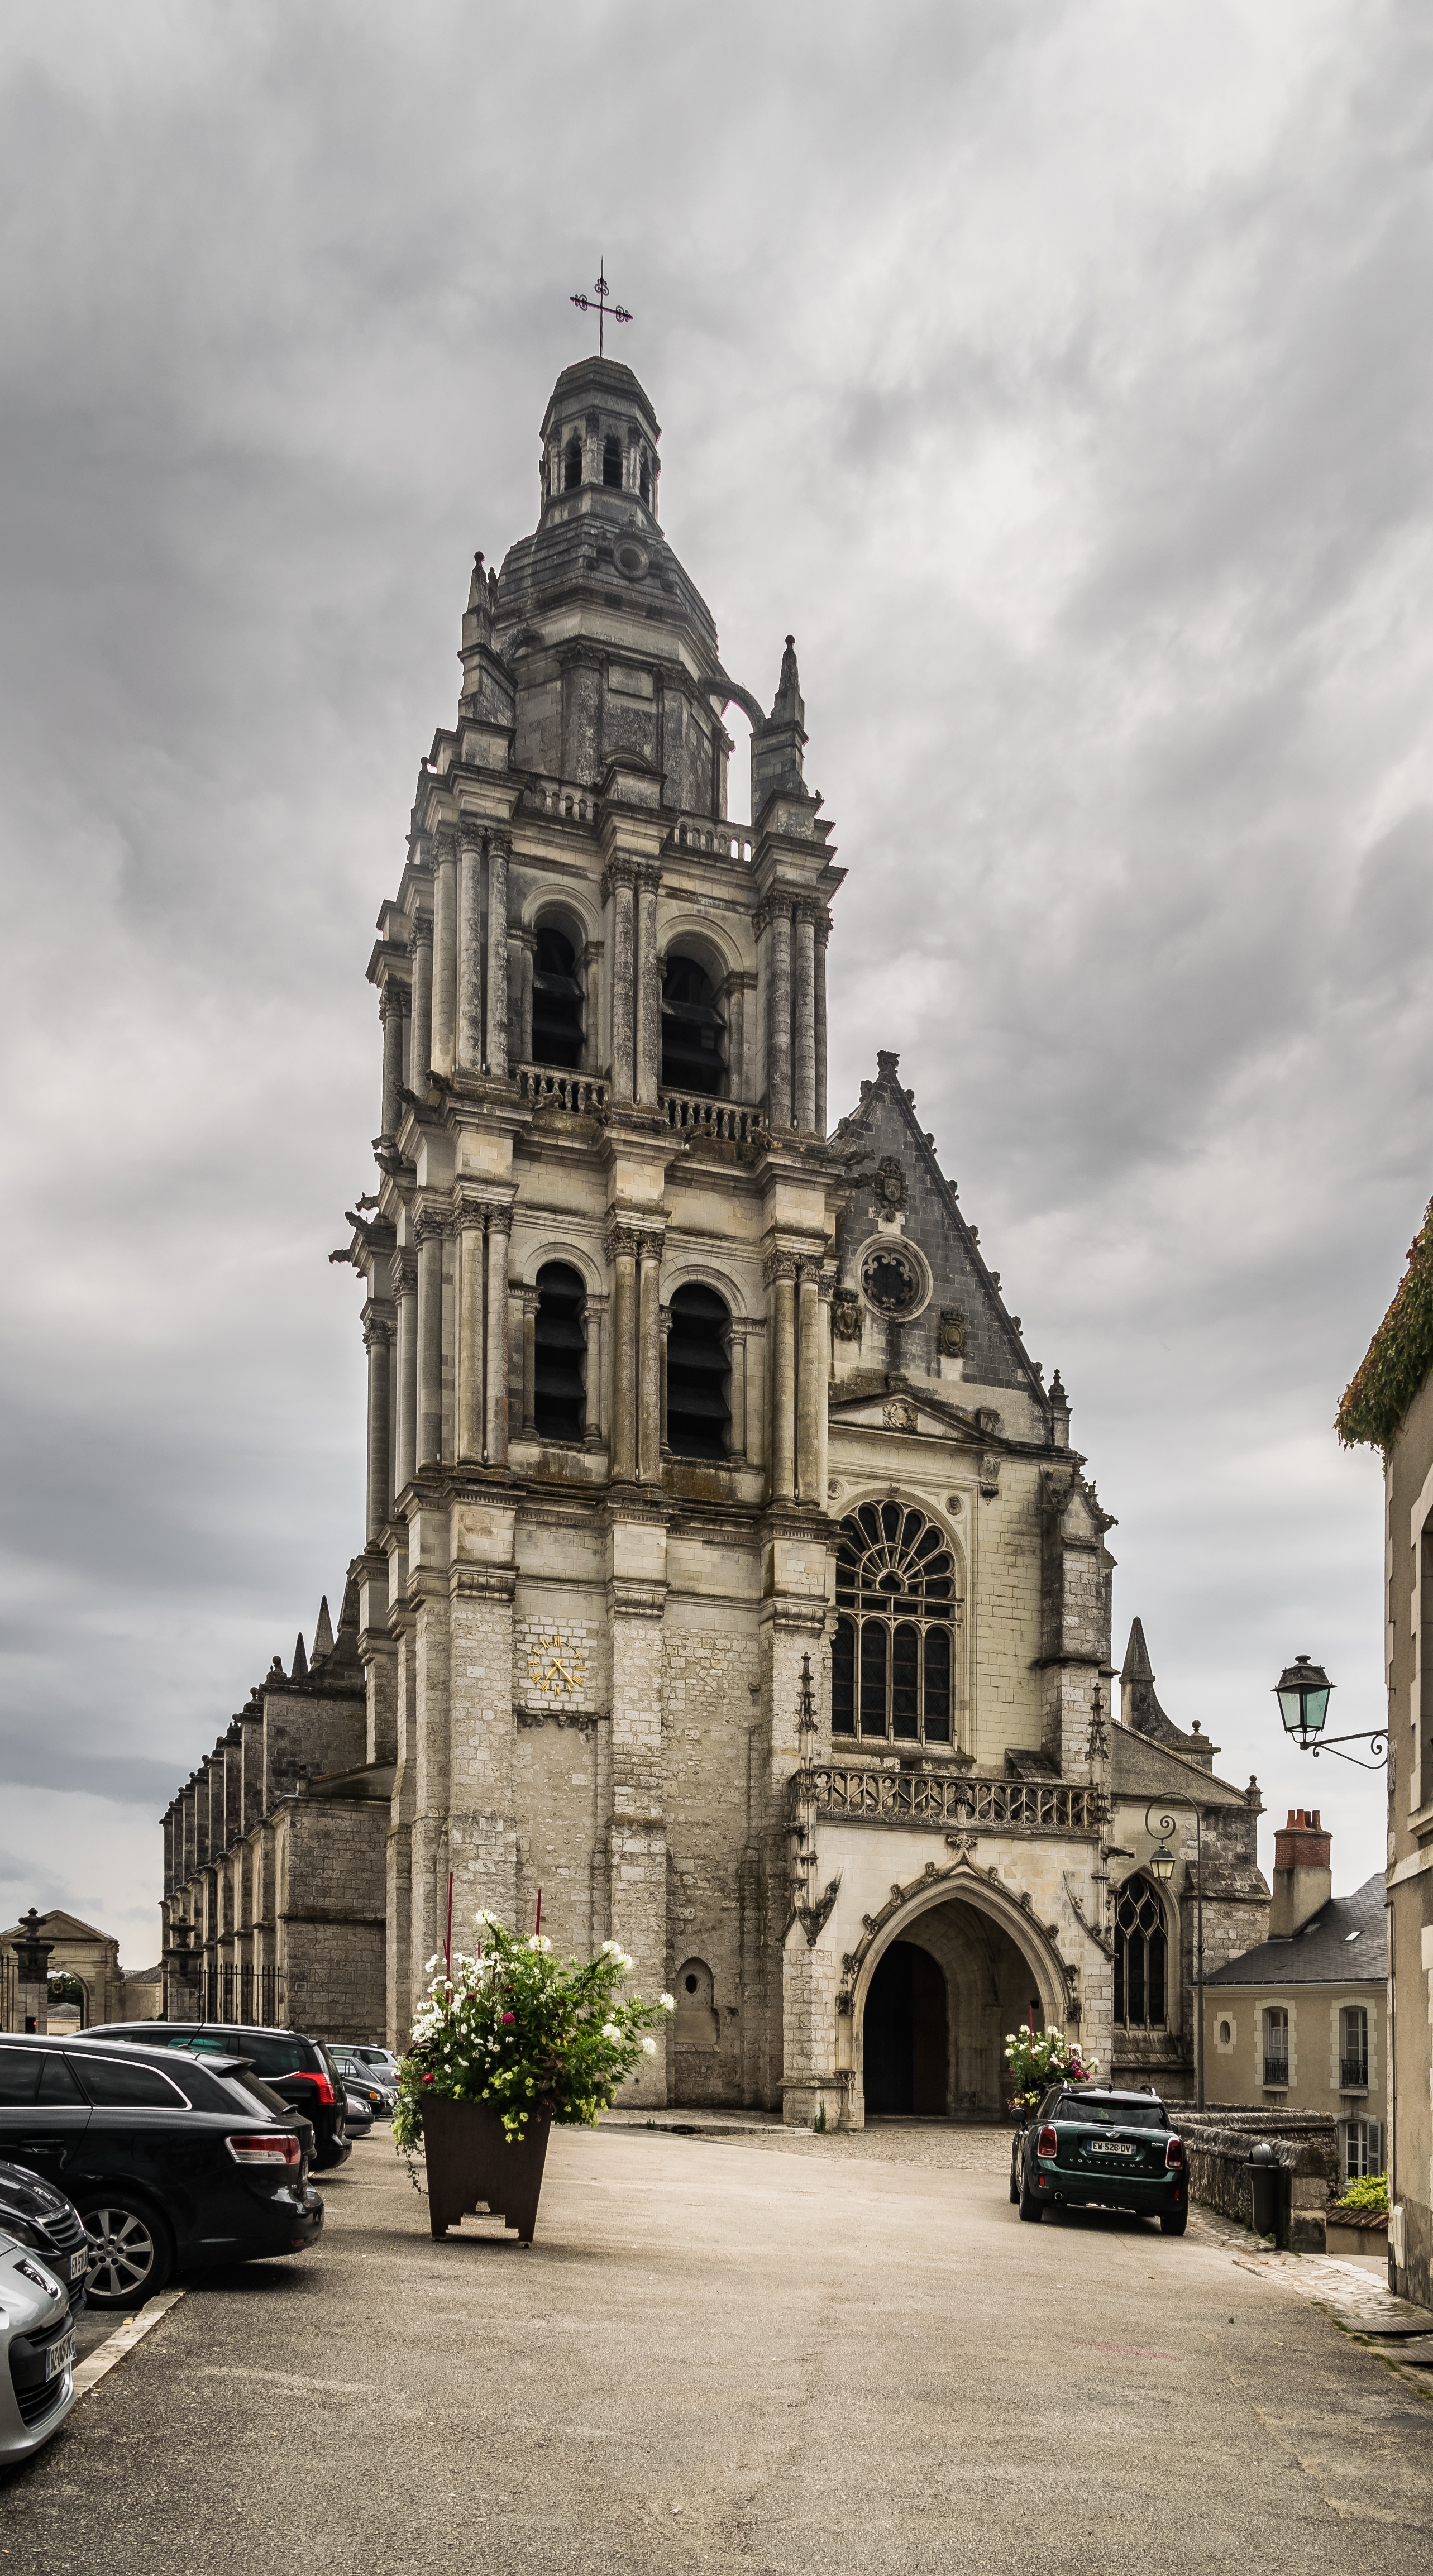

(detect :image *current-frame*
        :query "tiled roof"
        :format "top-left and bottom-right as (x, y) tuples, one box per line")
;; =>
(1206, 1870), (1387, 1985)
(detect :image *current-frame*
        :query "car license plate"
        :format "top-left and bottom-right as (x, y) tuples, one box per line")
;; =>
(46, 2332), (75, 2382)
(1091, 2141), (1136, 2156)
(69, 2250), (88, 2281)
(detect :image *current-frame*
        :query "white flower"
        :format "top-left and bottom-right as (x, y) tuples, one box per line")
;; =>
(621, 1953), (633, 1972)
(658, 1993), (675, 2012)
(640, 2035), (657, 2056)
(600, 1939), (622, 1957)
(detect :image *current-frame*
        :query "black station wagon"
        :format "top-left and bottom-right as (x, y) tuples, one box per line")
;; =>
(1010, 2085), (1188, 2234)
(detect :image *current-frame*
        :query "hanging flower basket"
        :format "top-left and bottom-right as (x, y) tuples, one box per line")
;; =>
(1003, 2025), (1098, 2123)
(393, 1917), (675, 2246)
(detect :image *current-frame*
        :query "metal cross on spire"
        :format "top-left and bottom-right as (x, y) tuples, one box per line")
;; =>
(570, 261), (632, 359)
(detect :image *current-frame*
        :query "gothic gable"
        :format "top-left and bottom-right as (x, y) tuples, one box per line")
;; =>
(830, 1052), (1049, 1411)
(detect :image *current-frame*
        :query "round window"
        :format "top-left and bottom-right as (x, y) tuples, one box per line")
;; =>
(860, 1245), (924, 1317)
(615, 541), (648, 579)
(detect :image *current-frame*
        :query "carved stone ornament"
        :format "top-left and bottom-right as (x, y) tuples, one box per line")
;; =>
(859, 1243), (922, 1317)
(873, 1155), (907, 1213)
(410, 911), (434, 948)
(762, 1248), (799, 1285)
(978, 1451), (1001, 1498)
(883, 1398), (918, 1433)
(413, 1206), (446, 1244)
(605, 1220), (643, 1264)
(831, 1289), (863, 1342)
(938, 1306), (967, 1357)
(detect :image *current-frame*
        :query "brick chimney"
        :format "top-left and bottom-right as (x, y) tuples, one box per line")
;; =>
(1269, 1808), (1332, 1938)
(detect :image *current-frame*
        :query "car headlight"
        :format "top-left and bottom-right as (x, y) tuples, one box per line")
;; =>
(13, 2257), (63, 2301)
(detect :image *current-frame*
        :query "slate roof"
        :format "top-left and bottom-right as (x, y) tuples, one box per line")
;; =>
(1205, 1870), (1387, 1986)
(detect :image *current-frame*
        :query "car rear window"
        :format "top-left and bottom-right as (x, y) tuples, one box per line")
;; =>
(71, 2056), (192, 2109)
(1055, 2096), (1168, 2128)
(218, 2033), (309, 2078)
(203, 2068), (294, 2120)
(0, 2048), (44, 2104)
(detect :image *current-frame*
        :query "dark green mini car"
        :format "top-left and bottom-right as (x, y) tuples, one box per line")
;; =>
(1009, 2086), (1188, 2235)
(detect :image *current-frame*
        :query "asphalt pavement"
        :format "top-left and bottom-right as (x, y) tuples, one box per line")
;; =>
(3, 2123), (1431, 2574)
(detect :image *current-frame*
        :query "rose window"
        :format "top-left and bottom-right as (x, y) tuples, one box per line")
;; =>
(860, 1246), (922, 1317)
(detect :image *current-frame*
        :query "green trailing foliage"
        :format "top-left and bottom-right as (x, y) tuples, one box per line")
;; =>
(1336, 1197), (1433, 1457)
(1331, 2170), (1388, 2220)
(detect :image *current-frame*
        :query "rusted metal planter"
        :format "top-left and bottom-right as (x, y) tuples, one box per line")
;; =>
(421, 2098), (552, 2245)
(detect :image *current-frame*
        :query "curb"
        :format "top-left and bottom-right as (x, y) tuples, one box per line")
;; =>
(71, 2288), (186, 2401)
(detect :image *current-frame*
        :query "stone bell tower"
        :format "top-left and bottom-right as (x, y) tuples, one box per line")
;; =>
(338, 354), (848, 2092)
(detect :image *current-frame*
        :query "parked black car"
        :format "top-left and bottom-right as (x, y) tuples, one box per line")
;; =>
(86, 2023), (351, 2173)
(1010, 2085), (1188, 2234)
(0, 2034), (323, 2307)
(0, 2160), (89, 2319)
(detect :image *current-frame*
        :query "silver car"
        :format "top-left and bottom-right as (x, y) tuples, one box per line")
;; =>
(0, 2233), (77, 2464)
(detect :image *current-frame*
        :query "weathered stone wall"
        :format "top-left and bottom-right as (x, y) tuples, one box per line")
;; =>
(663, 1605), (760, 2104)
(1178, 2109), (1338, 2252)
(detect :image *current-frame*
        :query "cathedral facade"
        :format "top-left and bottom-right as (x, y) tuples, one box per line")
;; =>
(160, 356), (1268, 2116)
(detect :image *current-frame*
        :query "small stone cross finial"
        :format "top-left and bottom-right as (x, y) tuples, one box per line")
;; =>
(569, 262), (633, 359)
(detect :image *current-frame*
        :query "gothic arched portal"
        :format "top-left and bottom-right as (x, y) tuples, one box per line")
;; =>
(855, 1888), (1066, 2121)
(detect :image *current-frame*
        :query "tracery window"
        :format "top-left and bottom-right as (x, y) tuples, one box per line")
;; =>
(831, 1504), (956, 1746)
(1113, 1876), (1167, 2029)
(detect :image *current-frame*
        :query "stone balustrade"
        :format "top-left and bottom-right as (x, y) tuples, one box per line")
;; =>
(515, 1064), (609, 1115)
(803, 1765), (1102, 1835)
(660, 1088), (764, 1145)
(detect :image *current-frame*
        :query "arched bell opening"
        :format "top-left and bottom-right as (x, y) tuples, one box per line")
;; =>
(660, 953), (727, 1096)
(530, 923), (585, 1070)
(855, 1891), (1066, 2122)
(533, 1261), (586, 1444)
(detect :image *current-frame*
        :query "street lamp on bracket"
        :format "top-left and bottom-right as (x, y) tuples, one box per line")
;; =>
(1273, 1654), (1386, 1771)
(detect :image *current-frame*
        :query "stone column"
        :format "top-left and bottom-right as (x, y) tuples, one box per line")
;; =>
(816, 1275), (832, 1506)
(743, 1320), (766, 1467)
(485, 835), (510, 1077)
(583, 941), (603, 1077)
(658, 1304), (672, 1455)
(511, 931), (532, 1068)
(793, 906), (816, 1132)
(364, 1315), (392, 1538)
(636, 867), (661, 1105)
(456, 1201), (485, 1463)
(409, 912), (434, 1097)
(432, 828), (458, 1076)
(379, 985), (405, 1139)
(416, 1211), (444, 1471)
(605, 862), (636, 1099)
(766, 1251), (797, 1502)
(728, 1320), (747, 1463)
(483, 1207), (512, 1465)
(608, 1222), (639, 1483)
(762, 901), (792, 1127)
(520, 1285), (540, 1437)
(813, 914), (830, 1137)
(638, 1240), (663, 1481)
(796, 1260), (823, 1502)
(727, 972), (755, 1102)
(585, 1292), (609, 1450)
(394, 1256), (418, 1493)
(456, 827), (484, 1076)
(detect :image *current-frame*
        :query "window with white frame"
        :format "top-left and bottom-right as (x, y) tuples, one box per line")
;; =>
(1262, 2004), (1289, 2086)
(1338, 2003), (1369, 2090)
(1339, 2118), (1383, 2182)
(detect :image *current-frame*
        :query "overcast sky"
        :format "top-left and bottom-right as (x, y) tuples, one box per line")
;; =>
(2, 0), (1429, 1966)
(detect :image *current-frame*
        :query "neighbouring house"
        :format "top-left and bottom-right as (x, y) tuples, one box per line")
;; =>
(1203, 1808), (1386, 2187)
(0, 1909), (160, 2032)
(1338, 1194), (1433, 2306)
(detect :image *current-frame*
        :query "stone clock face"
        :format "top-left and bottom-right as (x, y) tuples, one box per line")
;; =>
(527, 1636), (589, 1699)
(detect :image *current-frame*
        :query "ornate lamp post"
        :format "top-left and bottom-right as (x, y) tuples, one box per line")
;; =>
(1144, 1803), (1205, 2113)
(1273, 1653), (1385, 1769)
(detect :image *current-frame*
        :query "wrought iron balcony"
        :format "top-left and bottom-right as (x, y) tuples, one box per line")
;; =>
(1339, 2055), (1369, 2091)
(1262, 2053), (1289, 2087)
(798, 1762), (1101, 1835)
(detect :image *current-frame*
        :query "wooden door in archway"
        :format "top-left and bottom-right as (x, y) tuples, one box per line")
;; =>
(862, 1939), (949, 2115)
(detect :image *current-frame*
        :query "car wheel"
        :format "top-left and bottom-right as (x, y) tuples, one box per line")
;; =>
(79, 2199), (175, 2307)
(1017, 2156), (1044, 2223)
(1159, 2209), (1188, 2238)
(1009, 2148), (1021, 2206)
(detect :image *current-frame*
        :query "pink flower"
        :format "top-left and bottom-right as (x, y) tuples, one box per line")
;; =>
(421, 2072), (435, 2087)
(502, 2011), (515, 2025)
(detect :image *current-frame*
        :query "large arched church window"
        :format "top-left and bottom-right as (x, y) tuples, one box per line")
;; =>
(1113, 1876), (1167, 2029)
(830, 1504), (956, 1746)
(666, 1284), (731, 1460)
(531, 925), (584, 1069)
(661, 955), (725, 1096)
(533, 1263), (586, 1443)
